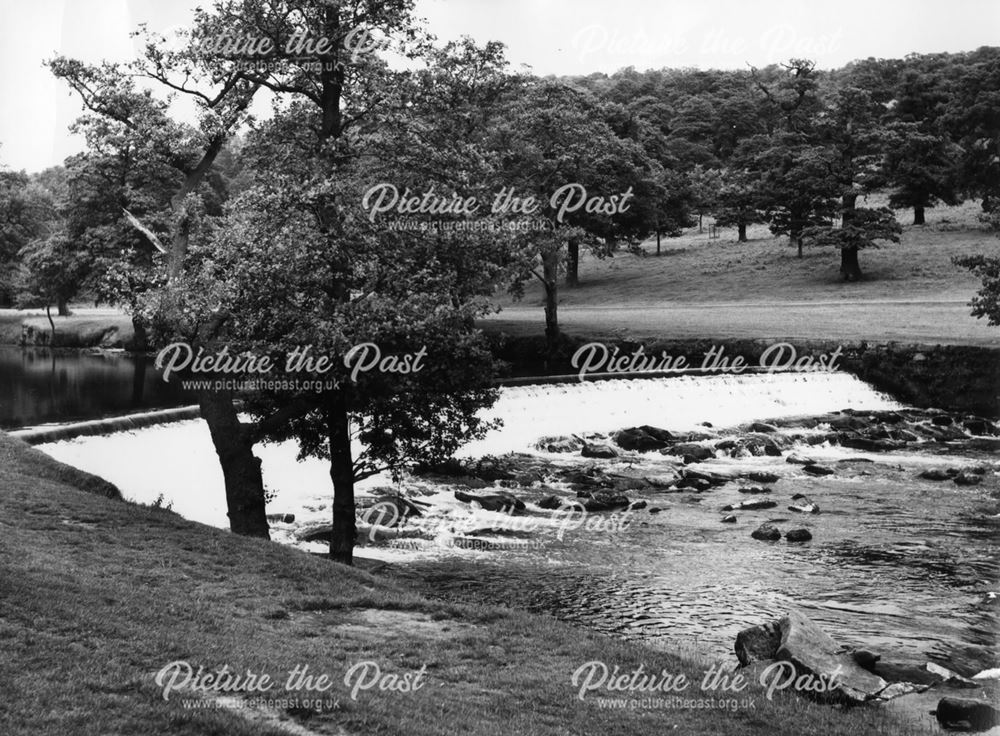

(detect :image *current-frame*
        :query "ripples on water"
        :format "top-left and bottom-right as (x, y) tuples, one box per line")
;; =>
(37, 373), (1000, 674)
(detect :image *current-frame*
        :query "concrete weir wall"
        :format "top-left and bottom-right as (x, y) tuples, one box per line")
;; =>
(490, 336), (1000, 419)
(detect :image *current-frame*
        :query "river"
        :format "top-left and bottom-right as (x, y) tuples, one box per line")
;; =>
(28, 371), (999, 680)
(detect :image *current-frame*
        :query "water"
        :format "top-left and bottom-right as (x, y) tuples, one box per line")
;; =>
(35, 372), (999, 676)
(0, 346), (190, 429)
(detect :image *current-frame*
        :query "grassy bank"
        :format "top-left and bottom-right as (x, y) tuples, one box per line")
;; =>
(484, 198), (999, 346)
(0, 309), (134, 348)
(0, 430), (929, 736)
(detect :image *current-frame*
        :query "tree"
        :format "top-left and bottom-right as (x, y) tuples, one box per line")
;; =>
(752, 135), (839, 257)
(802, 206), (902, 280)
(49, 0), (429, 540)
(485, 80), (658, 358)
(16, 233), (88, 325)
(0, 169), (55, 307)
(953, 207), (1000, 325)
(179, 32), (519, 564)
(943, 47), (1000, 212)
(714, 167), (765, 242)
(882, 122), (961, 224)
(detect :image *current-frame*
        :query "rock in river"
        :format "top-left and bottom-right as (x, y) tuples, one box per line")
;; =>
(725, 499), (778, 512)
(920, 468), (955, 481)
(786, 454), (815, 465)
(934, 697), (999, 732)
(581, 441), (619, 459)
(802, 464), (835, 476)
(735, 611), (888, 703)
(453, 490), (526, 513)
(746, 471), (781, 484)
(613, 426), (674, 452)
(953, 471), (982, 486)
(785, 528), (813, 542)
(750, 522), (782, 541)
(789, 493), (820, 514)
(738, 485), (772, 494)
(662, 442), (715, 462)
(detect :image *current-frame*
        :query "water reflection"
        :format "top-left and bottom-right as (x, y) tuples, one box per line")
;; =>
(0, 346), (190, 429)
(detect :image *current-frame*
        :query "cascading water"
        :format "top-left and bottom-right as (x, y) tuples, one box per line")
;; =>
(34, 371), (998, 680)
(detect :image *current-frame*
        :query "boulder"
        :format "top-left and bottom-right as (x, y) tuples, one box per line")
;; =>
(613, 426), (674, 452)
(785, 528), (813, 542)
(839, 435), (898, 452)
(266, 513), (296, 524)
(735, 619), (783, 666)
(774, 611), (888, 703)
(789, 493), (820, 514)
(850, 650), (880, 671)
(721, 514), (737, 523)
(934, 697), (999, 731)
(663, 443), (715, 462)
(786, 454), (815, 465)
(964, 418), (999, 436)
(649, 507), (663, 514)
(927, 663), (981, 689)
(681, 468), (734, 487)
(580, 491), (631, 512)
(750, 522), (782, 541)
(742, 435), (783, 457)
(746, 471), (781, 484)
(362, 495), (426, 527)
(725, 499), (778, 512)
(920, 468), (955, 481)
(953, 472), (982, 486)
(738, 485), (772, 494)
(675, 476), (712, 492)
(535, 435), (583, 453)
(748, 422), (778, 433)
(453, 490), (526, 513)
(536, 495), (564, 510)
(802, 464), (835, 476)
(931, 414), (954, 426)
(581, 441), (619, 459)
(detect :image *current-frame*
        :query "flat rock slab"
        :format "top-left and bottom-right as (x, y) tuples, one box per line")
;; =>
(735, 611), (888, 704)
(776, 610), (888, 704)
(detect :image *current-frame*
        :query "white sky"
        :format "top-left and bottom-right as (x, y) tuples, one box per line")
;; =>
(1, 0), (997, 173)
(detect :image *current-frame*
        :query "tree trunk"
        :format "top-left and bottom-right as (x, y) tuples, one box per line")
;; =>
(698, 213), (703, 233)
(737, 222), (747, 242)
(131, 314), (148, 353)
(542, 250), (560, 367)
(796, 236), (803, 258)
(197, 389), (270, 538)
(565, 238), (579, 288)
(326, 388), (355, 566)
(45, 305), (55, 341)
(57, 298), (69, 317)
(914, 206), (925, 225)
(656, 230), (661, 255)
(840, 247), (862, 281)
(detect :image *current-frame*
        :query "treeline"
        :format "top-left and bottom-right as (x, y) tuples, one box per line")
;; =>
(3, 46), (998, 314)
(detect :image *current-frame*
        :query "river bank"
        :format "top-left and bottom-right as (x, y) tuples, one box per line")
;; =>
(0, 428), (937, 736)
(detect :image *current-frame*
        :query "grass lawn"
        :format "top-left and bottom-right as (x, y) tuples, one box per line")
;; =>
(0, 431), (932, 736)
(485, 198), (1000, 345)
(0, 308), (134, 348)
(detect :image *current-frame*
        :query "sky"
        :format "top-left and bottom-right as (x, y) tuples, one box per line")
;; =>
(1, 0), (997, 173)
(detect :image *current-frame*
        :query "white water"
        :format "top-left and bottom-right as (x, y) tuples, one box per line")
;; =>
(37, 372), (900, 532)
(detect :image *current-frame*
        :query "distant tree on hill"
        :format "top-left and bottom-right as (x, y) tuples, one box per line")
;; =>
(882, 122), (961, 224)
(802, 206), (902, 281)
